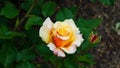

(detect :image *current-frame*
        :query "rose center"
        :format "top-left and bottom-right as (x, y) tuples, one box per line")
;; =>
(57, 24), (72, 36)
(52, 23), (74, 48)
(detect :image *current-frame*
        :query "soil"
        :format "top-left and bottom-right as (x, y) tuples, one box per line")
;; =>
(55, 0), (120, 68)
(90, 1), (120, 68)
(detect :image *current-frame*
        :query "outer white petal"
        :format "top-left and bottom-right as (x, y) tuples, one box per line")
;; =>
(39, 17), (53, 43)
(47, 43), (56, 51)
(43, 17), (53, 29)
(53, 21), (62, 29)
(64, 19), (80, 34)
(72, 34), (84, 47)
(47, 43), (65, 57)
(61, 45), (77, 54)
(54, 48), (66, 57)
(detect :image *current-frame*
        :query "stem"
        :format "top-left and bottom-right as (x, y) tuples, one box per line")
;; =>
(20, 2), (35, 23)
(14, 0), (20, 31)
(14, 0), (36, 30)
(14, 15), (19, 30)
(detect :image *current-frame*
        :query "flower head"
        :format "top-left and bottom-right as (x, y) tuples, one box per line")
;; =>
(39, 17), (84, 57)
(89, 32), (100, 44)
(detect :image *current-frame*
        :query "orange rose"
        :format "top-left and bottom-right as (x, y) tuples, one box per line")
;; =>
(39, 17), (84, 57)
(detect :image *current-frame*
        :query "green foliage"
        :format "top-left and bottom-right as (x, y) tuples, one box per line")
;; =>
(69, 6), (79, 15)
(35, 43), (52, 57)
(56, 8), (74, 21)
(0, 0), (103, 68)
(77, 17), (102, 31)
(77, 54), (95, 65)
(1, 1), (18, 18)
(76, 18), (101, 50)
(25, 28), (40, 44)
(0, 25), (25, 39)
(16, 49), (35, 62)
(0, 45), (16, 67)
(42, 1), (56, 17)
(64, 58), (78, 68)
(21, 0), (43, 15)
(25, 15), (43, 30)
(16, 62), (35, 68)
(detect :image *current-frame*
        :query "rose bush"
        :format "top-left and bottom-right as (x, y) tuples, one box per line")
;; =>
(0, 0), (104, 67)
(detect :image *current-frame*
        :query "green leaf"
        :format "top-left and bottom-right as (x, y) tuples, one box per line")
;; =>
(79, 28), (91, 50)
(99, 0), (115, 6)
(1, 1), (18, 18)
(77, 17), (102, 30)
(80, 28), (92, 35)
(16, 62), (35, 68)
(42, 1), (56, 17)
(69, 6), (79, 15)
(77, 17), (101, 50)
(21, 0), (43, 15)
(35, 43), (51, 56)
(64, 58), (78, 68)
(21, 0), (34, 10)
(0, 25), (25, 39)
(77, 54), (95, 65)
(16, 49), (35, 62)
(25, 28), (40, 44)
(35, 41), (53, 60)
(25, 15), (43, 30)
(81, 39), (90, 51)
(49, 56), (65, 68)
(0, 45), (16, 67)
(56, 8), (74, 21)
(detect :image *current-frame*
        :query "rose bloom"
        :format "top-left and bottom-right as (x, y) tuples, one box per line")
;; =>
(39, 17), (84, 57)
(89, 32), (100, 44)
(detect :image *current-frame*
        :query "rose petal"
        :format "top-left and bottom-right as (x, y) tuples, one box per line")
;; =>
(64, 19), (80, 34)
(43, 17), (53, 29)
(47, 43), (65, 57)
(72, 34), (84, 47)
(39, 17), (53, 43)
(57, 34), (70, 40)
(47, 43), (56, 51)
(61, 45), (76, 54)
(54, 48), (66, 57)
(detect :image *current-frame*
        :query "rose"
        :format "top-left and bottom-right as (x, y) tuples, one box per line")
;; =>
(89, 32), (100, 44)
(39, 17), (84, 57)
